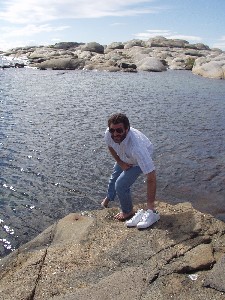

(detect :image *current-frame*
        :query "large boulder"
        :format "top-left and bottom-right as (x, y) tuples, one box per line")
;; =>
(104, 52), (124, 62)
(136, 57), (167, 72)
(81, 42), (104, 54)
(36, 58), (85, 70)
(105, 42), (124, 53)
(192, 55), (225, 79)
(75, 50), (93, 60)
(127, 46), (152, 63)
(196, 43), (210, 50)
(146, 36), (188, 48)
(53, 42), (84, 50)
(28, 49), (57, 60)
(169, 56), (196, 70)
(124, 39), (146, 49)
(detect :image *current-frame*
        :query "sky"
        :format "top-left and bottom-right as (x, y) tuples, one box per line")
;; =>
(0, 0), (225, 52)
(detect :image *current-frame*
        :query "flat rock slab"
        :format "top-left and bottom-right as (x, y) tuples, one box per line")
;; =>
(0, 202), (225, 300)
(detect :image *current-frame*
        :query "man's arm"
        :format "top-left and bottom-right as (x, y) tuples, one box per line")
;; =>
(146, 170), (156, 210)
(108, 146), (132, 171)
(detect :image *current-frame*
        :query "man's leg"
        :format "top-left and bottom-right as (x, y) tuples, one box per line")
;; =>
(115, 166), (142, 214)
(101, 163), (123, 207)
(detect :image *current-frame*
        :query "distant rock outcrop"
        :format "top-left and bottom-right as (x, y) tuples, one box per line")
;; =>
(1, 37), (225, 79)
(37, 58), (85, 70)
(192, 53), (225, 79)
(0, 201), (225, 299)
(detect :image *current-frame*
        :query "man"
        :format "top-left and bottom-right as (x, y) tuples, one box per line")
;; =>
(101, 113), (160, 229)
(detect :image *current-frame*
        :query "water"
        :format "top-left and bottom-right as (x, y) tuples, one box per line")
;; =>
(0, 68), (225, 256)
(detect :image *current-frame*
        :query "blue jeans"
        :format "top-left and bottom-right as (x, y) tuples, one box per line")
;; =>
(106, 163), (142, 213)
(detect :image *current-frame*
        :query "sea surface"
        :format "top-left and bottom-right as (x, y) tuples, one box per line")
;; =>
(0, 68), (225, 257)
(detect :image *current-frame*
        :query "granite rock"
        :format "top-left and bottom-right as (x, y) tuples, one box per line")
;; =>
(1, 36), (225, 79)
(0, 201), (225, 300)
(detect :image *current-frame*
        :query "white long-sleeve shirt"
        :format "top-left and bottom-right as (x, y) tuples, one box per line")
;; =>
(104, 127), (155, 174)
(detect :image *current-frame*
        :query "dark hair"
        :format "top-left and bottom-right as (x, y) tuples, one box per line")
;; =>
(108, 113), (130, 130)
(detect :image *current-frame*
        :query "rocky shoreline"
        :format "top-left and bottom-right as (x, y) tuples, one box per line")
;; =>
(0, 201), (225, 299)
(1, 36), (225, 79)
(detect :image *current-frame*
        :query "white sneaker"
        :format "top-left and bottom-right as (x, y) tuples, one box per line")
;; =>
(137, 209), (160, 229)
(125, 209), (144, 227)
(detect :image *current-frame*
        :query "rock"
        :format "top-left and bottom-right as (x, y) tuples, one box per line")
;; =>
(105, 42), (124, 52)
(204, 254), (225, 292)
(36, 58), (85, 70)
(81, 42), (104, 54)
(146, 36), (188, 48)
(124, 39), (146, 49)
(104, 50), (124, 62)
(184, 50), (204, 57)
(192, 56), (225, 79)
(0, 202), (224, 300)
(169, 56), (196, 70)
(53, 42), (84, 49)
(136, 57), (167, 72)
(76, 50), (93, 60)
(84, 63), (120, 72)
(120, 62), (136, 69)
(128, 48), (152, 65)
(192, 43), (210, 50)
(169, 57), (187, 70)
(1, 37), (225, 79)
(160, 243), (215, 276)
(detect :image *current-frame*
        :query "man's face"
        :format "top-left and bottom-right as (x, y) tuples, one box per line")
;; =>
(109, 123), (128, 144)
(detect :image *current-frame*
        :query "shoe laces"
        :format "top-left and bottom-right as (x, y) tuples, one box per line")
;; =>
(134, 209), (143, 217)
(141, 210), (153, 221)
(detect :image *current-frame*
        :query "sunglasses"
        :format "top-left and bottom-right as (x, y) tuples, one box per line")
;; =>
(109, 127), (124, 134)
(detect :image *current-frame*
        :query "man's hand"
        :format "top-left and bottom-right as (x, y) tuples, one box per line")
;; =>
(108, 146), (132, 171)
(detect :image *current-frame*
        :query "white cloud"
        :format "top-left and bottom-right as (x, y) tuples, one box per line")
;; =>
(1, 24), (70, 38)
(51, 38), (62, 43)
(0, 0), (166, 24)
(169, 35), (202, 42)
(213, 43), (225, 50)
(0, 38), (38, 50)
(110, 23), (127, 26)
(134, 29), (202, 43)
(0, 24), (70, 50)
(212, 36), (225, 50)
